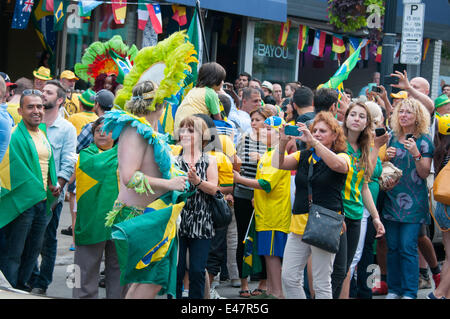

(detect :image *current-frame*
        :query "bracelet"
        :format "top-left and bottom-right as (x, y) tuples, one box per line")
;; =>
(194, 179), (203, 187)
(413, 153), (422, 161)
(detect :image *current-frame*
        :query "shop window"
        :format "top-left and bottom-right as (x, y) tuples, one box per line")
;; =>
(252, 21), (298, 85)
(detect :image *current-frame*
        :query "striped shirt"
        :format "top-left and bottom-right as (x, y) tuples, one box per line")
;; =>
(234, 133), (267, 200)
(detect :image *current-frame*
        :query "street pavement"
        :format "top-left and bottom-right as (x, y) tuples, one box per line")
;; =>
(1, 202), (439, 299)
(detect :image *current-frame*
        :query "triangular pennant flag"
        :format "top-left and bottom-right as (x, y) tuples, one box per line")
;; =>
(311, 30), (326, 57)
(112, 0), (127, 25)
(171, 5), (187, 26)
(298, 24), (309, 52)
(278, 19), (291, 47)
(148, 3), (162, 34)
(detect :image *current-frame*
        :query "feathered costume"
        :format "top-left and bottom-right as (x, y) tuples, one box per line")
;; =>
(74, 35), (138, 85)
(100, 31), (197, 296)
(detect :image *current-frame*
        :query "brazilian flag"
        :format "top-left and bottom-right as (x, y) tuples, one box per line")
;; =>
(242, 215), (262, 278)
(75, 143), (119, 246)
(0, 121), (56, 228)
(111, 190), (192, 297)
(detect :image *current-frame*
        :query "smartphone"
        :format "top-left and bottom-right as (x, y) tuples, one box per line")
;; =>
(405, 133), (416, 141)
(375, 127), (386, 137)
(285, 125), (303, 137)
(372, 86), (382, 93)
(384, 76), (399, 85)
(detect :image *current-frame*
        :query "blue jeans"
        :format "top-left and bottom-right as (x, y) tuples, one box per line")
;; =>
(0, 201), (49, 289)
(384, 219), (421, 299)
(29, 202), (63, 290)
(176, 236), (211, 299)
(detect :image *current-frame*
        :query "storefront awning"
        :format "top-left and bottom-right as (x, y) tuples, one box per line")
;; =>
(165, 0), (287, 22)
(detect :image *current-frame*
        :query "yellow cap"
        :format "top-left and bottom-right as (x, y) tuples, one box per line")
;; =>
(60, 70), (79, 81)
(33, 66), (53, 80)
(390, 90), (408, 99)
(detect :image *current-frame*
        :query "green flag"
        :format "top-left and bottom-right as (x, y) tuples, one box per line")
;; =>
(109, 50), (132, 85)
(74, 143), (119, 246)
(0, 122), (56, 228)
(186, 8), (202, 85)
(242, 214), (262, 278)
(322, 39), (369, 89)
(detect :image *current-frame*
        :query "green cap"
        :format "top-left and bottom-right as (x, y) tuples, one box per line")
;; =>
(78, 89), (96, 108)
(435, 94), (450, 109)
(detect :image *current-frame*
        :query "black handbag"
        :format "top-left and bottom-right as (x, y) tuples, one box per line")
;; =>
(210, 190), (232, 229)
(301, 159), (345, 254)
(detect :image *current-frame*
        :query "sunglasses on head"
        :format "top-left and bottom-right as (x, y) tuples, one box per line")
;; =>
(22, 89), (43, 96)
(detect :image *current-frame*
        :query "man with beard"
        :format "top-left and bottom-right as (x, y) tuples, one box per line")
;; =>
(28, 80), (77, 295)
(0, 89), (59, 290)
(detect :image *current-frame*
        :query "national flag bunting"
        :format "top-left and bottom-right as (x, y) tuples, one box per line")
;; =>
(332, 34), (346, 54)
(423, 38), (430, 61)
(172, 5), (187, 26)
(311, 30), (326, 57)
(53, 0), (67, 31)
(148, 3), (163, 34)
(42, 0), (53, 12)
(11, 0), (35, 29)
(112, 0), (127, 25)
(298, 25), (309, 52)
(31, 0), (56, 57)
(278, 19), (291, 47)
(375, 45), (382, 63)
(137, 0), (150, 30)
(79, 0), (102, 17)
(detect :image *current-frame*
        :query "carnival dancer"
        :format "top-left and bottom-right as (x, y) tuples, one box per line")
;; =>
(101, 31), (197, 299)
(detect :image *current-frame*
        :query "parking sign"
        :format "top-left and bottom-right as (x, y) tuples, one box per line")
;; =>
(400, 2), (425, 65)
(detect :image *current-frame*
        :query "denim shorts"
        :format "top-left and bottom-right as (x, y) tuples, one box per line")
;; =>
(434, 202), (450, 231)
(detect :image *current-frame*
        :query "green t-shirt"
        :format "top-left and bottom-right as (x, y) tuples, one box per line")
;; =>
(342, 142), (365, 220)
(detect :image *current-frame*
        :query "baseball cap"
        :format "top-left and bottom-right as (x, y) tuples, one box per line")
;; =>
(0, 72), (17, 89)
(434, 94), (450, 109)
(261, 81), (273, 92)
(94, 89), (115, 110)
(60, 70), (79, 81)
(78, 89), (96, 108)
(390, 90), (408, 99)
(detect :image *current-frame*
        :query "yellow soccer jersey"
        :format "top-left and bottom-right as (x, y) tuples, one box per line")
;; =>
(254, 149), (291, 233)
(208, 150), (234, 187)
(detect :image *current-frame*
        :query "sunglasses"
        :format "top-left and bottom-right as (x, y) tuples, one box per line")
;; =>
(23, 89), (43, 96)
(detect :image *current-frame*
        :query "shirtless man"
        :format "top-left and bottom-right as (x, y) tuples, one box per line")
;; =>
(104, 81), (188, 298)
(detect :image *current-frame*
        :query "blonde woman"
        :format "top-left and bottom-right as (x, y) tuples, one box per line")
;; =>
(383, 98), (434, 299)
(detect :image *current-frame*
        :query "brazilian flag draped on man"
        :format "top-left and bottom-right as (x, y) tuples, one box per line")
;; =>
(0, 122), (57, 228)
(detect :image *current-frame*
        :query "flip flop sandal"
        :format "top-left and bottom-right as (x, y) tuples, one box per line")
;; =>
(239, 290), (251, 298)
(251, 288), (266, 296)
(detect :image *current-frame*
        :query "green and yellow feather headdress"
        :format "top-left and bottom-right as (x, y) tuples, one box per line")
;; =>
(114, 31), (198, 112)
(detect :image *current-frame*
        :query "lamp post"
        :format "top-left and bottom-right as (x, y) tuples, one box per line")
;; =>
(379, 0), (398, 96)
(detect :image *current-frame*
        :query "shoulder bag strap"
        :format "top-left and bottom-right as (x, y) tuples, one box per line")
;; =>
(307, 157), (314, 209)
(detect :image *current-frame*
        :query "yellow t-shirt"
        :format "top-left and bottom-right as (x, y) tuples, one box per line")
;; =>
(6, 103), (21, 125)
(68, 111), (98, 135)
(208, 150), (234, 187)
(28, 129), (51, 191)
(254, 149), (291, 233)
(218, 134), (237, 159)
(64, 93), (81, 119)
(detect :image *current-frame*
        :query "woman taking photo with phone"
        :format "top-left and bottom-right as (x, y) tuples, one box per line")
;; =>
(275, 111), (349, 299)
(383, 98), (434, 299)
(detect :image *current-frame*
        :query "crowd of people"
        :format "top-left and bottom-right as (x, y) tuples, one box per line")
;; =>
(0, 57), (450, 301)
